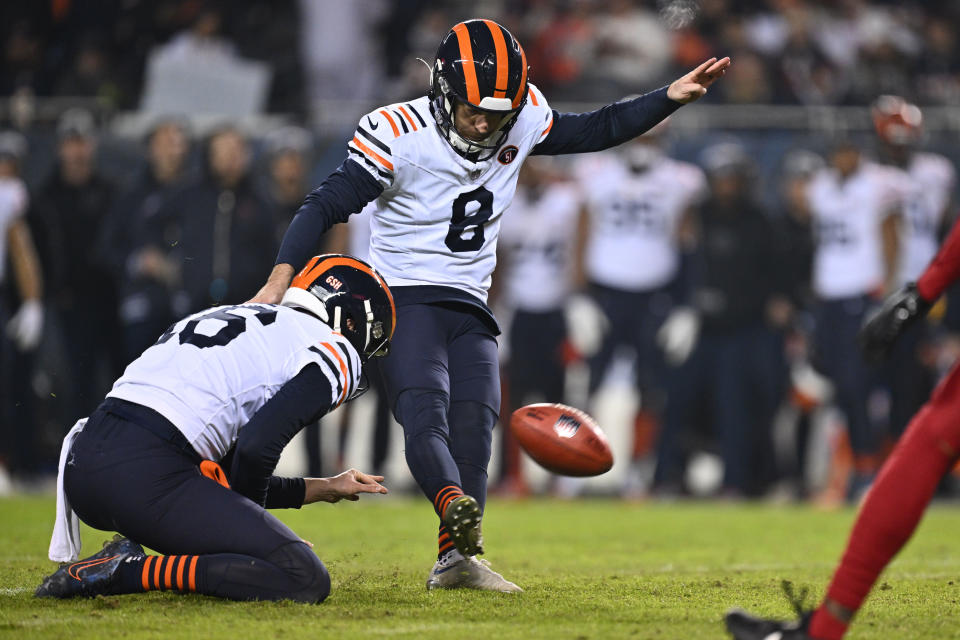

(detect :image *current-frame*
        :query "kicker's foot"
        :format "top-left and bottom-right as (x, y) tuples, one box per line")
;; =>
(441, 494), (484, 557)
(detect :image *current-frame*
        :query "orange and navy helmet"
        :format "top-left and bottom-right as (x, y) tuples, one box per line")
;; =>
(281, 254), (395, 360)
(872, 95), (923, 146)
(429, 19), (529, 160)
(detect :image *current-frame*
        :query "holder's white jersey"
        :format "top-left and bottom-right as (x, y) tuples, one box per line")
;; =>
(0, 177), (28, 285)
(346, 86), (555, 303)
(499, 182), (581, 312)
(808, 162), (909, 299)
(575, 153), (706, 291)
(107, 304), (361, 461)
(897, 152), (956, 284)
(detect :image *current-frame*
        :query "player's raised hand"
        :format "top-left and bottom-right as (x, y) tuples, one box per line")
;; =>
(304, 469), (389, 504)
(667, 57), (731, 104)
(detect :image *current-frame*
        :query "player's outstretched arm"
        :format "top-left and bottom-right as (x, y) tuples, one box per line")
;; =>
(303, 469), (388, 504)
(666, 57), (731, 104)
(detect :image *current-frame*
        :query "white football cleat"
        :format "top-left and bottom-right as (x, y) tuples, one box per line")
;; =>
(426, 555), (523, 593)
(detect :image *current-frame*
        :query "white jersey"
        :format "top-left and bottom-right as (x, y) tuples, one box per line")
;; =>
(107, 304), (361, 461)
(346, 86), (556, 303)
(498, 182), (581, 312)
(808, 162), (909, 299)
(897, 152), (955, 284)
(575, 153), (706, 291)
(0, 177), (28, 285)
(347, 203), (374, 261)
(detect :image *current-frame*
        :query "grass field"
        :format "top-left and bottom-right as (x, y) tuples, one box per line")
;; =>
(2, 495), (960, 639)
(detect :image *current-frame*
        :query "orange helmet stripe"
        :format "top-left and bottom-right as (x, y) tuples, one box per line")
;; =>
(291, 255), (396, 340)
(483, 20), (509, 99)
(452, 22), (480, 105)
(377, 109), (401, 138)
(512, 44), (528, 108)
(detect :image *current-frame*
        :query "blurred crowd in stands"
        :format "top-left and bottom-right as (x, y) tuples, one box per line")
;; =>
(1, 0), (960, 503)
(3, 0), (960, 114)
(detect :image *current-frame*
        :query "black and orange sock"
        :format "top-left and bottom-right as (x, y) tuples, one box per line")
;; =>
(432, 484), (463, 519)
(131, 555), (202, 593)
(438, 525), (456, 560)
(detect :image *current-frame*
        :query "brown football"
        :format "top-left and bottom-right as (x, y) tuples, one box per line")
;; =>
(509, 403), (613, 477)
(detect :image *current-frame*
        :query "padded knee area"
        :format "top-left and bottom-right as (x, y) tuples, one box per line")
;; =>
(396, 390), (450, 444)
(266, 541), (331, 603)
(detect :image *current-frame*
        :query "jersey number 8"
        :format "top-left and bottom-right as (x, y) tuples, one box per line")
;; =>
(445, 186), (493, 252)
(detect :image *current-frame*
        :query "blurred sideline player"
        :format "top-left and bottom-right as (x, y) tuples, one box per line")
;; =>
(572, 122), (706, 497)
(806, 139), (907, 500)
(873, 96), (955, 440)
(0, 132), (44, 490)
(251, 18), (729, 591)
(326, 204), (394, 477)
(35, 255), (391, 603)
(725, 215), (960, 640)
(492, 157), (581, 494)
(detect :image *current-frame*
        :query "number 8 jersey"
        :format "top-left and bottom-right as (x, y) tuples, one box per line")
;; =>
(106, 304), (362, 461)
(347, 86), (555, 303)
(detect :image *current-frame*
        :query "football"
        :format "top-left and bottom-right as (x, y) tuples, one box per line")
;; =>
(509, 403), (614, 477)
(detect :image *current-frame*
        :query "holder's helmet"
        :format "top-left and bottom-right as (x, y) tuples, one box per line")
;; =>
(281, 254), (395, 360)
(429, 19), (529, 161)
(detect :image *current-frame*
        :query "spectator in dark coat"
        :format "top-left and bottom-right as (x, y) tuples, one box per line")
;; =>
(29, 108), (117, 421)
(162, 126), (276, 315)
(97, 118), (190, 363)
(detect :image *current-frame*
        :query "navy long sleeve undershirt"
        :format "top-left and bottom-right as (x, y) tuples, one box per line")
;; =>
(532, 86), (681, 156)
(275, 86), (682, 272)
(229, 364), (335, 509)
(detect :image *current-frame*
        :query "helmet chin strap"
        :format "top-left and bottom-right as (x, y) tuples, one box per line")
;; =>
(362, 299), (374, 355)
(332, 306), (342, 334)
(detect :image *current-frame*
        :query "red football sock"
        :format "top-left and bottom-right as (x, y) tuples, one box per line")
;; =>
(810, 364), (960, 639)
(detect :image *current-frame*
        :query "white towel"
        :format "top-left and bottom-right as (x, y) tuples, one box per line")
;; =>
(48, 418), (87, 562)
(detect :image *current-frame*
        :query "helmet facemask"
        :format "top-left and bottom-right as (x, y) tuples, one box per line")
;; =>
(430, 62), (521, 161)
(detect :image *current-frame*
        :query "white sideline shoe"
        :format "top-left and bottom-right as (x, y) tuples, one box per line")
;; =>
(426, 555), (523, 593)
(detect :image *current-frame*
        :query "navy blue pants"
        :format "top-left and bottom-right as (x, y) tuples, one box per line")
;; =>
(378, 302), (499, 514)
(588, 283), (672, 411)
(814, 296), (878, 456)
(508, 309), (566, 406)
(64, 403), (329, 602)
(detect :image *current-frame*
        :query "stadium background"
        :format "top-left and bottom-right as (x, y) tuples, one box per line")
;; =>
(2, 0), (960, 499)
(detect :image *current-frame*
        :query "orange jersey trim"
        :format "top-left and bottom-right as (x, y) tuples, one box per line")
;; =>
(378, 109), (401, 138)
(351, 136), (394, 172)
(541, 117), (554, 138)
(397, 105), (418, 131)
(528, 87), (538, 107)
(453, 23), (480, 105)
(321, 342), (350, 405)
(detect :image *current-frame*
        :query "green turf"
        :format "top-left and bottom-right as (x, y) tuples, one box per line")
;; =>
(2, 495), (960, 639)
